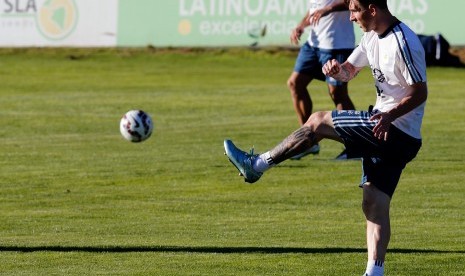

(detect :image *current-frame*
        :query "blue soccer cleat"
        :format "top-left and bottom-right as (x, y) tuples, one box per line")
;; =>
(224, 139), (263, 183)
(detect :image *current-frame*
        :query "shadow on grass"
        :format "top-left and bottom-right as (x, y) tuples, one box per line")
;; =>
(0, 246), (463, 254)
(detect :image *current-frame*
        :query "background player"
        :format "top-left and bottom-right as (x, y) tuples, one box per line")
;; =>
(288, 0), (356, 159)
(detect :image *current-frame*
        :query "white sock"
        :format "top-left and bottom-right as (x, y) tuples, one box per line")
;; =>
(253, 151), (275, 172)
(365, 259), (384, 276)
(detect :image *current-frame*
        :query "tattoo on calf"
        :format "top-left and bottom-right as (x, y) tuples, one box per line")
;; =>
(270, 126), (316, 164)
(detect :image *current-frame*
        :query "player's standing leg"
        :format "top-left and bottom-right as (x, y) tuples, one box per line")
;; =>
(362, 183), (390, 276)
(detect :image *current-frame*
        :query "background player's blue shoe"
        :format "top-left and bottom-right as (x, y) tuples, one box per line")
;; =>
(224, 140), (262, 183)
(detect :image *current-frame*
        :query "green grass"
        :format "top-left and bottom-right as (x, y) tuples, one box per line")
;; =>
(0, 47), (464, 275)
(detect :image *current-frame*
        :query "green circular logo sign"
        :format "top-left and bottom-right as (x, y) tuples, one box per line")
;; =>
(36, 0), (78, 40)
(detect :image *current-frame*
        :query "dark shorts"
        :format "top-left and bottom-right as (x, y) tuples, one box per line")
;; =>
(332, 110), (422, 197)
(294, 42), (353, 86)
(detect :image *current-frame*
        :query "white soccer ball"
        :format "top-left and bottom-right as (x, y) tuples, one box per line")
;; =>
(119, 110), (154, 142)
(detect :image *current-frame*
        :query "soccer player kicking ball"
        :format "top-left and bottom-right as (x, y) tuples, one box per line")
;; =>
(224, 0), (428, 275)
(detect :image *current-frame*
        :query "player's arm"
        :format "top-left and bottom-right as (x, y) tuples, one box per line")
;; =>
(290, 13), (311, 45)
(371, 82), (428, 140)
(310, 0), (349, 25)
(322, 59), (363, 82)
(292, 0), (348, 43)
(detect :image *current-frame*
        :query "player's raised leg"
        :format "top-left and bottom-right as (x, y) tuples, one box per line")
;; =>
(224, 111), (342, 182)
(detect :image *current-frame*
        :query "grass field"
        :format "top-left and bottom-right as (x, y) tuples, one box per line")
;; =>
(0, 47), (464, 275)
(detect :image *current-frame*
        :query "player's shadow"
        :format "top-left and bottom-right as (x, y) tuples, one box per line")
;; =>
(0, 246), (463, 254)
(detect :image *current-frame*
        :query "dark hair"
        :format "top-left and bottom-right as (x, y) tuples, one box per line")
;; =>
(345, 0), (388, 9)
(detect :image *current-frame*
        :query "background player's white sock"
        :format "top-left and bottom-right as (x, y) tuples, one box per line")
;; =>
(253, 152), (274, 172)
(365, 259), (384, 276)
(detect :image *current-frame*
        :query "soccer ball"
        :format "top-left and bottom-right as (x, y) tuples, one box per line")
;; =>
(119, 110), (154, 142)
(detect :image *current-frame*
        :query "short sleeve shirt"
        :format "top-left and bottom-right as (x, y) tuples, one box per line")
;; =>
(307, 0), (355, 50)
(348, 21), (427, 139)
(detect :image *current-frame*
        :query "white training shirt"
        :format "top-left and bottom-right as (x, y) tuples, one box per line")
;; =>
(307, 0), (355, 50)
(348, 21), (427, 139)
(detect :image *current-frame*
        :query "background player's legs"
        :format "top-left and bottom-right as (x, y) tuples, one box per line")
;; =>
(288, 72), (313, 125)
(327, 83), (355, 111)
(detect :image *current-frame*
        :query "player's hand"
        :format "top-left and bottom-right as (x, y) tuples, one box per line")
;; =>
(309, 7), (330, 26)
(370, 112), (395, 141)
(290, 27), (304, 45)
(322, 59), (341, 77)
